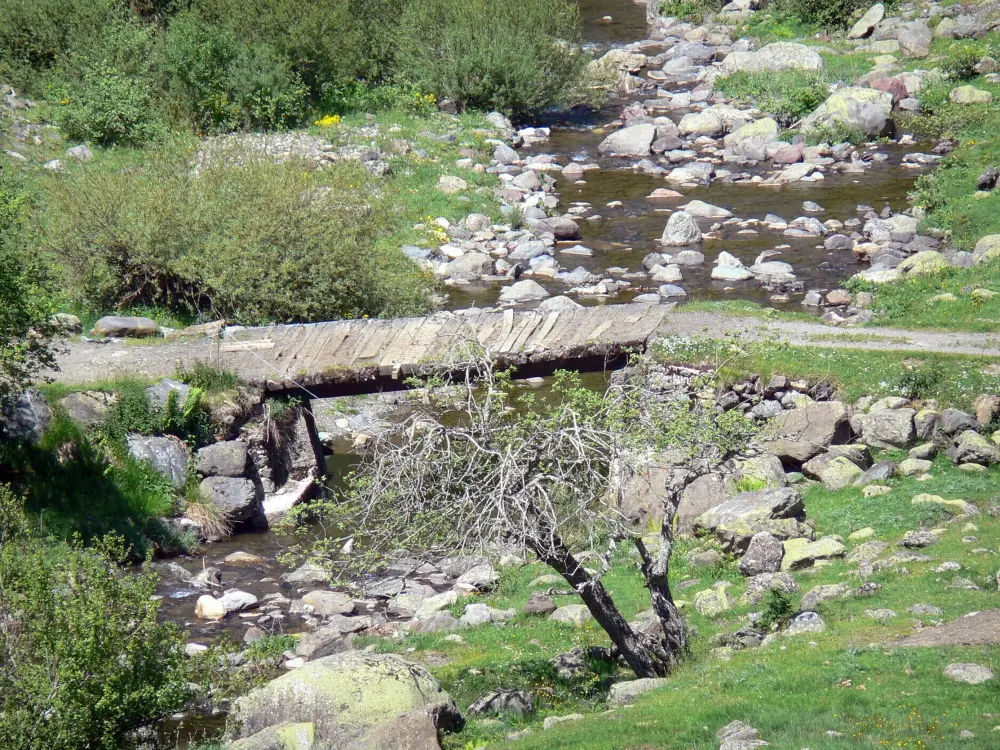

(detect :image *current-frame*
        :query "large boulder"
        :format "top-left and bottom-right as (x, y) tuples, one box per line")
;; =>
(801, 87), (894, 137)
(1, 389), (51, 443)
(597, 124), (656, 157)
(529, 217), (581, 240)
(678, 111), (725, 137)
(781, 537), (846, 570)
(848, 3), (885, 39)
(947, 430), (1000, 465)
(661, 211), (702, 246)
(230, 653), (463, 745)
(146, 378), (191, 409)
(198, 441), (249, 477)
(739, 531), (784, 576)
(723, 117), (779, 161)
(127, 434), (189, 488)
(200, 476), (260, 521)
(441, 252), (493, 281)
(92, 315), (161, 338)
(227, 722), (316, 750)
(720, 43), (823, 74)
(856, 408), (916, 449)
(765, 401), (850, 463)
(693, 488), (810, 553)
(59, 391), (114, 427)
(898, 21), (932, 58)
(973, 234), (1000, 265)
(499, 280), (549, 303)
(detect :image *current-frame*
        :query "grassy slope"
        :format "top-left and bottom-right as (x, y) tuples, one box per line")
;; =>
(363, 455), (999, 749)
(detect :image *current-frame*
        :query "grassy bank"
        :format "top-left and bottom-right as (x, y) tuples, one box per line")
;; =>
(358, 453), (999, 748)
(653, 335), (1000, 409)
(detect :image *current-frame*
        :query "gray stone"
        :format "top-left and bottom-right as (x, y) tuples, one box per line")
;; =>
(742, 572), (799, 604)
(92, 316), (161, 338)
(785, 611), (826, 635)
(608, 678), (669, 705)
(720, 43), (824, 74)
(943, 663), (995, 684)
(947, 430), (1000, 465)
(59, 391), (114, 427)
(848, 3), (885, 39)
(469, 689), (534, 717)
(802, 88), (894, 137)
(549, 605), (593, 627)
(499, 280), (549, 303)
(898, 21), (932, 58)
(766, 401), (850, 462)
(661, 211), (702, 246)
(598, 124), (656, 157)
(443, 252), (493, 281)
(127, 434), (189, 488)
(739, 532), (784, 576)
(530, 217), (580, 240)
(1, 389), (51, 443)
(146, 378), (192, 410)
(197, 441), (249, 477)
(200, 476), (259, 521)
(857, 408), (916, 449)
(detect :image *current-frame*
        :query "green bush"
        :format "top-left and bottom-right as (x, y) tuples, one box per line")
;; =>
(156, 11), (309, 133)
(41, 142), (434, 325)
(53, 19), (165, 146)
(939, 40), (991, 81)
(0, 517), (189, 750)
(97, 378), (213, 448)
(0, 174), (55, 407)
(0, 0), (117, 88)
(659, 0), (723, 23)
(777, 0), (867, 29)
(396, 0), (586, 118)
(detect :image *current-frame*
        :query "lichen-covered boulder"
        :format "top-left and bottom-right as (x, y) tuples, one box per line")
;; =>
(227, 722), (316, 750)
(723, 117), (779, 160)
(947, 430), (1000, 465)
(230, 653), (463, 746)
(781, 536), (846, 570)
(693, 488), (810, 553)
(720, 43), (823, 74)
(802, 87), (894, 136)
(597, 124), (656, 156)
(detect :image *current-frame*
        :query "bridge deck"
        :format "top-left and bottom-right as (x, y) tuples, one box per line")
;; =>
(56, 304), (670, 397)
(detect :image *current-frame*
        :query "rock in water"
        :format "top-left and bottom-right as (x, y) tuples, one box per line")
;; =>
(597, 124), (656, 156)
(661, 211), (702, 246)
(801, 87), (894, 136)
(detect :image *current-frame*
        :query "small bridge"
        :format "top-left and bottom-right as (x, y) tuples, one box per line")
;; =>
(58, 304), (671, 398)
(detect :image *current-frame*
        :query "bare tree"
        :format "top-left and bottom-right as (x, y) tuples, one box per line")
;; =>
(283, 346), (761, 678)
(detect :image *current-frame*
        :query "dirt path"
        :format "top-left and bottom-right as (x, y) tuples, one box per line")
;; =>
(46, 310), (1000, 387)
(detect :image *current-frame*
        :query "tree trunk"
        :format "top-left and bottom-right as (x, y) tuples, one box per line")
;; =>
(635, 468), (692, 666)
(529, 534), (669, 678)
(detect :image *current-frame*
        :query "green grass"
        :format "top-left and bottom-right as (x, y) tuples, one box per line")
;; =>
(653, 336), (1000, 409)
(358, 456), (1000, 749)
(679, 298), (817, 323)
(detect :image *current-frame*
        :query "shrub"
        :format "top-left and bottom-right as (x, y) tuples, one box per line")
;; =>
(0, 0), (117, 88)
(778, 0), (867, 29)
(659, 0), (723, 23)
(155, 11), (309, 133)
(0, 174), (55, 407)
(41, 142), (434, 325)
(0, 522), (189, 749)
(939, 40), (990, 81)
(396, 0), (586, 118)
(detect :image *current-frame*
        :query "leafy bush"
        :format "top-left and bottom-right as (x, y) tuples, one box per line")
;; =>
(939, 40), (990, 81)
(396, 0), (586, 118)
(41, 142), (434, 325)
(716, 70), (827, 125)
(0, 175), (55, 407)
(0, 516), (189, 750)
(757, 589), (794, 631)
(155, 11), (309, 133)
(778, 0), (867, 29)
(0, 0), (117, 88)
(659, 0), (723, 23)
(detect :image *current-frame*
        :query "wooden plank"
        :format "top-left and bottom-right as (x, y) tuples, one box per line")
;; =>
(352, 320), (394, 363)
(508, 313), (544, 353)
(498, 315), (535, 354)
(530, 311), (560, 351)
(378, 318), (426, 366)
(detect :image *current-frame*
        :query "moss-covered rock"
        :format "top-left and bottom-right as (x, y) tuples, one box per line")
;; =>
(228, 723), (316, 750)
(229, 652), (463, 746)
